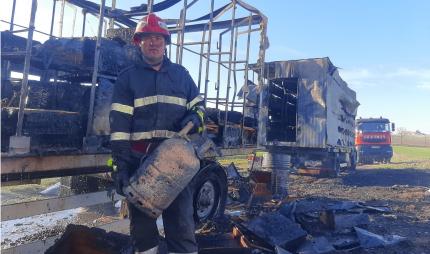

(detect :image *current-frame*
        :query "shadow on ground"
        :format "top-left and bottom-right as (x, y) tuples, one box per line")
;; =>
(342, 168), (430, 187)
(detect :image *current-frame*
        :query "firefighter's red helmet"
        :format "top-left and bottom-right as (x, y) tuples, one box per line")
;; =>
(133, 13), (171, 45)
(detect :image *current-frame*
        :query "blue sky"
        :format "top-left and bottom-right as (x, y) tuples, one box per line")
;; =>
(2, 0), (430, 133)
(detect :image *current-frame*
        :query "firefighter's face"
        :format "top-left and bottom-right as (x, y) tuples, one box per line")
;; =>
(140, 34), (166, 64)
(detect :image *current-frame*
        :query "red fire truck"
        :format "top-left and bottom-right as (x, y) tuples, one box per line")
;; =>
(355, 117), (395, 164)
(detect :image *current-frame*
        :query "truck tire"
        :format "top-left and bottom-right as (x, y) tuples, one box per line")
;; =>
(191, 161), (227, 225)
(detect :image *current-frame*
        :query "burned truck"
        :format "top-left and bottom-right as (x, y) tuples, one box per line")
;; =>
(1, 1), (359, 237)
(1, 0), (268, 225)
(254, 58), (359, 176)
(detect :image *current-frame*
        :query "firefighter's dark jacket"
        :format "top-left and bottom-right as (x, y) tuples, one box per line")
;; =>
(109, 56), (204, 169)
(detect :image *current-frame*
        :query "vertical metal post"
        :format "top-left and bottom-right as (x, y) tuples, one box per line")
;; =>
(103, 19), (108, 37)
(197, 29), (206, 91)
(58, 0), (66, 37)
(109, 0), (116, 29)
(71, 6), (77, 36)
(10, 0), (17, 31)
(213, 4), (234, 109)
(147, 0), (154, 13)
(2, 60), (12, 81)
(215, 34), (223, 110)
(81, 10), (87, 37)
(85, 0), (105, 137)
(176, 0), (188, 65)
(257, 17), (268, 147)
(231, 25), (239, 112)
(223, 0), (236, 144)
(49, 0), (57, 38)
(16, 0), (38, 137)
(202, 0), (215, 106)
(241, 15), (252, 146)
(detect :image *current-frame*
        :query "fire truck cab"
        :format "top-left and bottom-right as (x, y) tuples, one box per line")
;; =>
(355, 117), (395, 164)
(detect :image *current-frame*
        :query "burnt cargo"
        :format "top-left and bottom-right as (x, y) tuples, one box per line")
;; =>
(1, 31), (41, 52)
(258, 57), (359, 149)
(35, 37), (140, 76)
(1, 80), (90, 112)
(1, 108), (83, 152)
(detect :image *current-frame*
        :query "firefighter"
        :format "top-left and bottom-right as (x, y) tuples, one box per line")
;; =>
(109, 13), (205, 254)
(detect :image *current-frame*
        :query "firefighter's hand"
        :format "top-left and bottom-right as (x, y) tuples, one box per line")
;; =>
(180, 112), (203, 134)
(112, 170), (130, 196)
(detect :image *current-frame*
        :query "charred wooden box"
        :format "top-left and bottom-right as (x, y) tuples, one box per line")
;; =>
(1, 80), (90, 112)
(35, 37), (140, 76)
(1, 108), (83, 152)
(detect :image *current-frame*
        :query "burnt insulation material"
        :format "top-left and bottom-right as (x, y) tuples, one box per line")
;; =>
(36, 37), (140, 76)
(1, 80), (90, 113)
(206, 108), (257, 127)
(1, 108), (83, 152)
(0, 31), (41, 52)
(106, 27), (135, 44)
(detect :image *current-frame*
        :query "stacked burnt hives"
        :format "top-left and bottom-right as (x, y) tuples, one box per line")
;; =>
(2, 29), (258, 153)
(1, 31), (138, 152)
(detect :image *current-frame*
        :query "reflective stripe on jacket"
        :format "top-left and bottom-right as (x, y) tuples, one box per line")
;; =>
(109, 56), (203, 166)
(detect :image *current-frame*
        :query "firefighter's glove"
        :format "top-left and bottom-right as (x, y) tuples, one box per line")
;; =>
(180, 108), (205, 134)
(112, 168), (130, 196)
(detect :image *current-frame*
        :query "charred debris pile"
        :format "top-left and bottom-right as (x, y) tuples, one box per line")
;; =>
(48, 165), (407, 254)
(200, 165), (408, 253)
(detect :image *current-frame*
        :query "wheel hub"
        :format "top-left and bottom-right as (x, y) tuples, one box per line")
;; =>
(196, 181), (216, 218)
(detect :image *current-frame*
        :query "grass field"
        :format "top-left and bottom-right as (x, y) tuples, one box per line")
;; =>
(217, 146), (430, 171)
(393, 146), (430, 161)
(217, 155), (249, 170)
(362, 145), (430, 170)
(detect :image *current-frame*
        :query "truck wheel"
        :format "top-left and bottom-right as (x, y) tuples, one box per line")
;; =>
(191, 162), (227, 225)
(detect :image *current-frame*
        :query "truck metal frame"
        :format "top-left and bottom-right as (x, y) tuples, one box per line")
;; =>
(1, 0), (267, 180)
(1, 1), (266, 252)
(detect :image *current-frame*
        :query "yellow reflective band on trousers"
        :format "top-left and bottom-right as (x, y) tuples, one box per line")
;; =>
(110, 132), (131, 141)
(111, 103), (134, 115)
(134, 95), (187, 108)
(131, 130), (178, 140)
(187, 95), (203, 109)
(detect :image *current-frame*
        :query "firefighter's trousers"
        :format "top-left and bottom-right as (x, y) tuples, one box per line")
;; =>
(128, 184), (197, 254)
